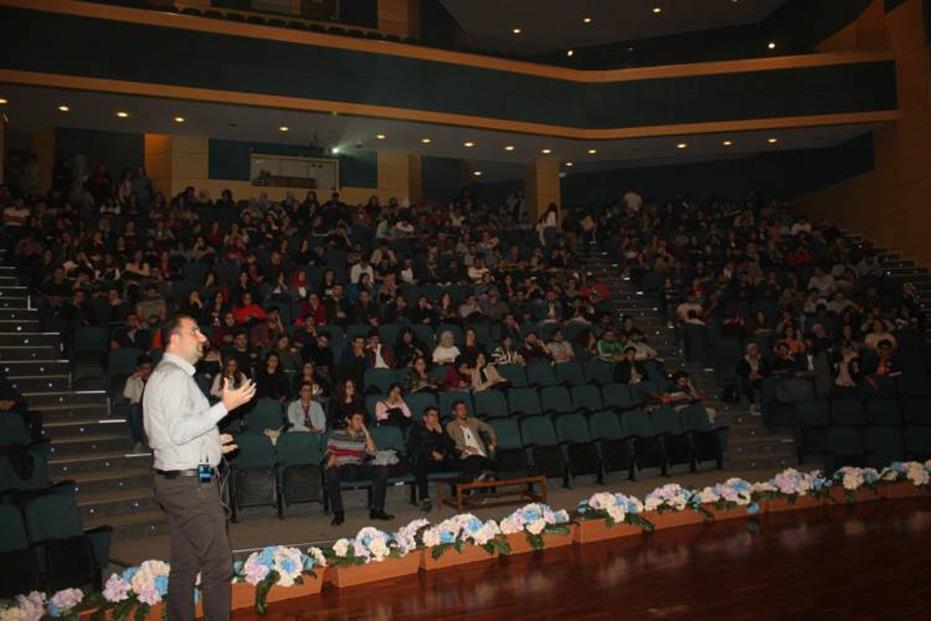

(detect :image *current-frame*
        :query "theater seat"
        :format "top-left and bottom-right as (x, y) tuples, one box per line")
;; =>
(275, 432), (323, 517)
(864, 426), (904, 469)
(621, 409), (667, 476)
(230, 434), (278, 520)
(824, 426), (864, 474)
(489, 419), (529, 479)
(555, 414), (602, 483)
(241, 398), (285, 434)
(0, 503), (41, 597)
(519, 416), (566, 483)
(588, 411), (635, 479)
(794, 400), (830, 463)
(680, 403), (729, 469)
(650, 407), (694, 473)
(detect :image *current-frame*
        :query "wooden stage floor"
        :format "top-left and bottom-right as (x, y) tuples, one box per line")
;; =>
(233, 498), (931, 620)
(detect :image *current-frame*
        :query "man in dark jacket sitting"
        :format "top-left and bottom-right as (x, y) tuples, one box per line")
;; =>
(407, 406), (457, 512)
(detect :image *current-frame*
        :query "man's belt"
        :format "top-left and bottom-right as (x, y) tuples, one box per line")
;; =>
(153, 468), (215, 480)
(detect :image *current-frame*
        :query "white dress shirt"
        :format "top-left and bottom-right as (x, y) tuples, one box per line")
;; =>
(143, 353), (228, 470)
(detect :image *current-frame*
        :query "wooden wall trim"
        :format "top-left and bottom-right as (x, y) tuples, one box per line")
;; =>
(0, 69), (900, 140)
(0, 0), (895, 84)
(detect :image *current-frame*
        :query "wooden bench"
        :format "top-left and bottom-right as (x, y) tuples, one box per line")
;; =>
(438, 476), (547, 512)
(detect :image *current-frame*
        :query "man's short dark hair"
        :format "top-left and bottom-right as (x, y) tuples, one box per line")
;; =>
(162, 313), (194, 347)
(424, 406), (439, 417)
(451, 399), (466, 412)
(878, 339), (894, 349)
(137, 354), (153, 366)
(624, 346), (636, 354)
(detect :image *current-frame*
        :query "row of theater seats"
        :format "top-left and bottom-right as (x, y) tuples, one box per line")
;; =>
(793, 398), (931, 472)
(0, 415), (111, 597)
(226, 400), (728, 519)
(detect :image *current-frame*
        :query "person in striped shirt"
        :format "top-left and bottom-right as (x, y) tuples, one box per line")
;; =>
(325, 411), (394, 526)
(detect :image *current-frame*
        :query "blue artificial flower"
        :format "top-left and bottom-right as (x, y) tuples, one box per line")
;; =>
(361, 535), (373, 546)
(440, 531), (455, 544)
(258, 548), (275, 566)
(233, 560), (244, 573)
(155, 575), (169, 596)
(122, 567), (139, 583)
(47, 602), (62, 618)
(280, 558), (296, 574)
(746, 503), (760, 515)
(193, 588), (200, 604)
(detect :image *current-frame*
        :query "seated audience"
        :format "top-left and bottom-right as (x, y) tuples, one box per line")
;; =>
(445, 400), (497, 482)
(374, 383), (413, 426)
(325, 411), (394, 525)
(286, 382), (326, 433)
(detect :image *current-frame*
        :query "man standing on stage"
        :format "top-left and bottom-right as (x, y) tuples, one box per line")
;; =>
(144, 314), (256, 621)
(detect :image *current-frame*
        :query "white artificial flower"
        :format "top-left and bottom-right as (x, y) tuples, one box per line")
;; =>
(332, 539), (349, 557)
(527, 519), (546, 535)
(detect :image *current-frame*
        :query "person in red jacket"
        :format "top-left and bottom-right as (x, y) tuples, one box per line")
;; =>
(232, 292), (266, 325)
(365, 330), (397, 369)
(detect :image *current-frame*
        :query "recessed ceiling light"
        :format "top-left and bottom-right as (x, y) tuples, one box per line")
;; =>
(375, 134), (386, 140)
(722, 140), (733, 146)
(473, 170), (483, 177)
(677, 142), (687, 149)
(173, 116), (185, 123)
(767, 137), (778, 144)
(566, 49), (574, 57)
(565, 161), (574, 167)
(58, 105), (70, 112)
(582, 16), (592, 24)
(541, 148), (552, 154)
(278, 126), (289, 132)
(421, 138), (431, 144)
(511, 27), (522, 34)
(504, 145), (515, 151)
(652, 6), (662, 14)
(116, 111), (129, 118)
(331, 147), (340, 154)
(767, 41), (776, 49)
(587, 148), (597, 155)
(0, 98), (7, 105)
(463, 141), (475, 148)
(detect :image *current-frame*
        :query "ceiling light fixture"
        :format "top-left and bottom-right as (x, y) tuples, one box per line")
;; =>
(421, 138), (431, 144)
(116, 111), (129, 118)
(58, 105), (70, 112)
(677, 142), (687, 149)
(582, 16), (592, 24)
(767, 137), (778, 144)
(767, 41), (776, 49)
(722, 140), (733, 146)
(541, 148), (552, 154)
(463, 141), (475, 148)
(566, 49), (574, 57)
(375, 134), (386, 140)
(587, 148), (597, 155)
(173, 116), (185, 123)
(331, 147), (340, 154)
(473, 171), (483, 177)
(652, 6), (662, 14)
(511, 27), (522, 34)
(0, 98), (7, 105)
(504, 145), (515, 151)
(278, 125), (289, 132)
(565, 161), (574, 167)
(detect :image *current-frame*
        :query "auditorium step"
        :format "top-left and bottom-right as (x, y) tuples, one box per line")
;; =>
(47, 450), (153, 477)
(22, 390), (108, 409)
(0, 345), (58, 361)
(46, 432), (133, 457)
(0, 332), (59, 348)
(42, 416), (128, 440)
(77, 487), (160, 523)
(8, 374), (71, 391)
(0, 318), (42, 332)
(85, 509), (167, 540)
(1, 359), (71, 376)
(70, 467), (153, 496)
(0, 296), (31, 309)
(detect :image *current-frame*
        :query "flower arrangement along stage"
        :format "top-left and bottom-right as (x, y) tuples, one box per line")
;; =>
(498, 503), (574, 553)
(3, 461), (928, 619)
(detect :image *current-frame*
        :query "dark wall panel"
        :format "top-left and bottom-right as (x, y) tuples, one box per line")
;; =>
(422, 156), (465, 203)
(562, 134), (875, 206)
(0, 7), (898, 130)
(54, 127), (144, 178)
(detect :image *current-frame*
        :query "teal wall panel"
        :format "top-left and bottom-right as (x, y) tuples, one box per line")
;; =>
(0, 7), (898, 130)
